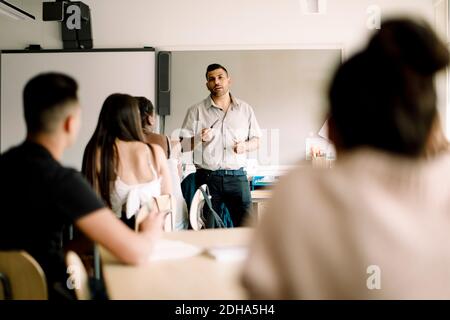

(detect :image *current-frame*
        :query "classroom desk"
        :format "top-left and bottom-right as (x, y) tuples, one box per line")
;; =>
(251, 190), (273, 217)
(100, 227), (254, 300)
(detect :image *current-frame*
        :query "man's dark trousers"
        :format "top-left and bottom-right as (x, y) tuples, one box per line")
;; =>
(195, 168), (251, 227)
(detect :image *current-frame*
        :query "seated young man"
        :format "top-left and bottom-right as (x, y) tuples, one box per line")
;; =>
(0, 73), (164, 299)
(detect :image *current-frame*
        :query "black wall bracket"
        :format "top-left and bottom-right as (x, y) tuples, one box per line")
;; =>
(43, 1), (93, 49)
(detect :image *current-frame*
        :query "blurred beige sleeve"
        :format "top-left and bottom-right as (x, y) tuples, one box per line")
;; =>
(241, 183), (291, 299)
(241, 168), (324, 300)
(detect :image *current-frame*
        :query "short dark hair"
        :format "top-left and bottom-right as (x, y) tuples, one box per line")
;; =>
(328, 18), (449, 157)
(136, 96), (155, 127)
(205, 63), (228, 79)
(23, 73), (78, 134)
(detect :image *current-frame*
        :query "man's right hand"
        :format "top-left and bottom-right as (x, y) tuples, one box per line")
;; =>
(201, 128), (214, 142)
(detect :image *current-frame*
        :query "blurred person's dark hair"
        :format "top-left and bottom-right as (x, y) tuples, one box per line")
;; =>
(136, 96), (155, 128)
(328, 18), (449, 157)
(24, 73), (78, 134)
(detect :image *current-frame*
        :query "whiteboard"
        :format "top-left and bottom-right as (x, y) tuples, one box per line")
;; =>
(1, 49), (155, 170)
(165, 49), (342, 166)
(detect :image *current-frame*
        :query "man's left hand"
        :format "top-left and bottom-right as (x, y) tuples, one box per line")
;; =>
(233, 141), (247, 154)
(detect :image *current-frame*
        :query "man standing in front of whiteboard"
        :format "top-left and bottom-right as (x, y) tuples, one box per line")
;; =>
(180, 63), (262, 227)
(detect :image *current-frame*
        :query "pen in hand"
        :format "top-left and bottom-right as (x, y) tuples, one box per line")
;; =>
(201, 119), (219, 142)
(209, 119), (219, 129)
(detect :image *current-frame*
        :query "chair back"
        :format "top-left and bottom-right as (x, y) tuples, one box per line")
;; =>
(135, 194), (175, 232)
(0, 251), (47, 300)
(166, 158), (189, 230)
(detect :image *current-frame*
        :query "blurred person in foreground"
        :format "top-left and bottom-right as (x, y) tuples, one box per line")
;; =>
(242, 18), (450, 299)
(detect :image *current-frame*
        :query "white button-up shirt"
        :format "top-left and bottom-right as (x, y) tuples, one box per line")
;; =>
(181, 94), (262, 170)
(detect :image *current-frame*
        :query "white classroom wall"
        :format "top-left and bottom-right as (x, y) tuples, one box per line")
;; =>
(1, 0), (448, 146)
(0, 0), (436, 54)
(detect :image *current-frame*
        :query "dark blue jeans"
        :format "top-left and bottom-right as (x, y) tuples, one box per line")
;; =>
(195, 169), (251, 227)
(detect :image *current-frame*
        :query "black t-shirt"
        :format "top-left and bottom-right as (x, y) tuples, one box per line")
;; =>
(0, 141), (105, 286)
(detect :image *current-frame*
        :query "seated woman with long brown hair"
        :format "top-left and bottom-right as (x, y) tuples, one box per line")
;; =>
(82, 94), (172, 228)
(136, 96), (188, 229)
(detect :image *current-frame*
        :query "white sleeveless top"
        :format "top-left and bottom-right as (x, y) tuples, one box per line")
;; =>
(110, 162), (162, 219)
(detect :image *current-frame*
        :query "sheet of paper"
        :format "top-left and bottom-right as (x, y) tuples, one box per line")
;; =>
(206, 246), (249, 262)
(149, 239), (203, 261)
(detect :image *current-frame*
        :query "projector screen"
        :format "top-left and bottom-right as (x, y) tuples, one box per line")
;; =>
(1, 49), (155, 170)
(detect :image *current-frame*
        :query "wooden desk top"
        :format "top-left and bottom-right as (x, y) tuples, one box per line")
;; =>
(100, 227), (254, 300)
(251, 190), (273, 201)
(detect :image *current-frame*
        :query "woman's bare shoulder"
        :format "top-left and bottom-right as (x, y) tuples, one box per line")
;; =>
(148, 143), (166, 159)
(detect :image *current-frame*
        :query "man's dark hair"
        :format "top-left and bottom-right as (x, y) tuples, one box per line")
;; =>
(328, 18), (449, 157)
(205, 63), (228, 79)
(23, 72), (78, 134)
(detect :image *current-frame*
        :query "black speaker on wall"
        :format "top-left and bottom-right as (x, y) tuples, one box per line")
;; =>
(157, 51), (171, 116)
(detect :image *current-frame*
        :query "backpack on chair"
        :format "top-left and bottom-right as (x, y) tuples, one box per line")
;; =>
(189, 184), (226, 230)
